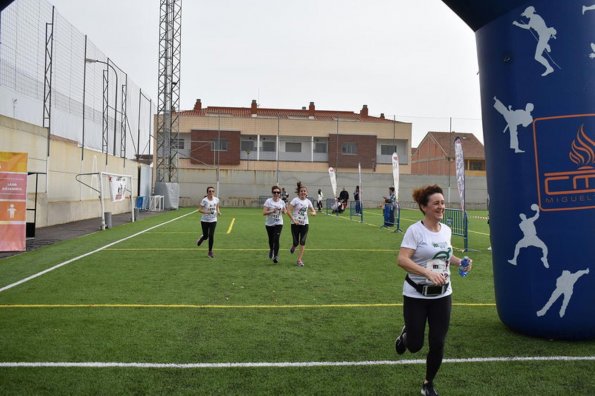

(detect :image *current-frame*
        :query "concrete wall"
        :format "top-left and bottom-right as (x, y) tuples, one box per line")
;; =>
(1, 115), (139, 227)
(178, 167), (488, 210)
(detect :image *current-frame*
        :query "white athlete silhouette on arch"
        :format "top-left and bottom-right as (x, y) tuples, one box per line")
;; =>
(512, 6), (559, 76)
(508, 203), (549, 268)
(493, 96), (534, 154)
(583, 4), (595, 58)
(537, 268), (590, 318)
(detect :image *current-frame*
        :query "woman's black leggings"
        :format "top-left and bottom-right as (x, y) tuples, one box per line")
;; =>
(200, 221), (217, 251)
(402, 294), (451, 382)
(290, 224), (309, 247)
(265, 225), (283, 256)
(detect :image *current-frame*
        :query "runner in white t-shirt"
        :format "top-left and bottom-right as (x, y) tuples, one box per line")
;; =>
(287, 181), (316, 267)
(196, 186), (221, 258)
(263, 185), (293, 264)
(394, 184), (472, 396)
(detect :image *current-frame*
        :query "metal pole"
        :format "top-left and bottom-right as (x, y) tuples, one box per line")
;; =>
(276, 116), (280, 185)
(137, 90), (142, 158)
(335, 118), (339, 171)
(216, 114), (221, 193)
(81, 35), (88, 160)
(99, 172), (106, 230)
(85, 58), (119, 161)
(108, 58), (118, 157)
(448, 117), (452, 205)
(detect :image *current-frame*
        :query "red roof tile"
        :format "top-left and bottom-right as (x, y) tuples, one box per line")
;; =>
(178, 101), (405, 124)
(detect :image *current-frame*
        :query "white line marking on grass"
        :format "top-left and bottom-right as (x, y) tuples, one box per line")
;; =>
(226, 218), (235, 234)
(469, 230), (490, 236)
(1, 356), (594, 369)
(0, 302), (496, 309)
(105, 248), (395, 252)
(0, 211), (197, 294)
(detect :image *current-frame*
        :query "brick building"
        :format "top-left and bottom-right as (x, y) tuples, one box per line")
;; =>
(411, 131), (485, 176)
(172, 99), (413, 175)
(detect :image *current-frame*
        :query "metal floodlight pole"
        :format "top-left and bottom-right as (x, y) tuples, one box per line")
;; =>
(448, 117), (453, 205)
(85, 58), (119, 159)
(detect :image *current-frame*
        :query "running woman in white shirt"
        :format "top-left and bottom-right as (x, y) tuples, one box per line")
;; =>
(394, 184), (472, 396)
(263, 185), (293, 263)
(287, 181), (316, 267)
(196, 186), (221, 258)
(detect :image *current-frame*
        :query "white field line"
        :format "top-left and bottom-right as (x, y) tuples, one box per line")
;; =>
(1, 356), (594, 369)
(0, 302), (496, 309)
(0, 211), (197, 293)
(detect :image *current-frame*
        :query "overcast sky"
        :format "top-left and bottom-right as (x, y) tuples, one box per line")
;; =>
(49, 0), (482, 146)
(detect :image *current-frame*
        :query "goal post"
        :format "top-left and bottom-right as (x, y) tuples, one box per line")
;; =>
(99, 172), (135, 229)
(75, 171), (135, 230)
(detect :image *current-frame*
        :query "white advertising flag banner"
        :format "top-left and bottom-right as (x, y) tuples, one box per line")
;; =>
(454, 137), (465, 211)
(391, 153), (399, 201)
(328, 167), (337, 198)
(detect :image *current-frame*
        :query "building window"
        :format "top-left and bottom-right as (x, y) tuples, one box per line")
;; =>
(314, 142), (327, 153)
(212, 139), (228, 152)
(171, 138), (184, 150)
(468, 160), (485, 171)
(241, 140), (255, 152)
(262, 141), (276, 152)
(380, 144), (397, 155)
(285, 142), (302, 153)
(342, 143), (357, 155)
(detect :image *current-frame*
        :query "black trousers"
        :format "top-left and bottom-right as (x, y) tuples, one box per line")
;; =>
(200, 221), (217, 251)
(402, 294), (452, 382)
(265, 224), (283, 256)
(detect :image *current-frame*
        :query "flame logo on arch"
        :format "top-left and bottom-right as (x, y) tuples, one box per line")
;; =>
(569, 125), (594, 169)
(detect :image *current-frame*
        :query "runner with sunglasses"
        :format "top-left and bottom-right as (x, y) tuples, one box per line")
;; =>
(196, 186), (221, 258)
(263, 186), (293, 263)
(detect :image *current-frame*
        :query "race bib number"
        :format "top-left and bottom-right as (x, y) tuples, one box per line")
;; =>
(427, 259), (447, 275)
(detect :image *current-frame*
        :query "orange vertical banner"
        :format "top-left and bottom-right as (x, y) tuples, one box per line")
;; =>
(0, 152), (28, 251)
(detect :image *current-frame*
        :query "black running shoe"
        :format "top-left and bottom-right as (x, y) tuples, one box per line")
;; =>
(196, 236), (204, 247)
(421, 381), (439, 396)
(395, 325), (406, 355)
(273, 256), (279, 264)
(290, 245), (296, 254)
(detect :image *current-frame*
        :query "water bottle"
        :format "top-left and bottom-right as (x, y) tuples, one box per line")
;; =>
(459, 256), (470, 277)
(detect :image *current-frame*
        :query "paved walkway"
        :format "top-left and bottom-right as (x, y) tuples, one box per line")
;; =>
(0, 211), (160, 259)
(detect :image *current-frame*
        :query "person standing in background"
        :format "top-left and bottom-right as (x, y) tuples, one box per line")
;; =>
(316, 188), (324, 211)
(383, 186), (397, 226)
(354, 185), (361, 215)
(196, 186), (221, 258)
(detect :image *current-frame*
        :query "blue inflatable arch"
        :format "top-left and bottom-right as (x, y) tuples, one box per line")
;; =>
(443, 0), (595, 339)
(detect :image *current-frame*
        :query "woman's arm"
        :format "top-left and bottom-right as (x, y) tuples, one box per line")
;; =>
(286, 204), (295, 224)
